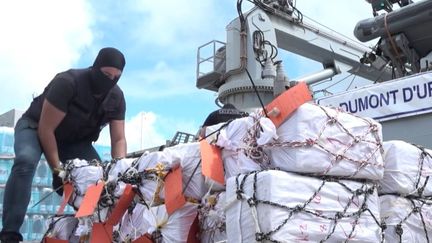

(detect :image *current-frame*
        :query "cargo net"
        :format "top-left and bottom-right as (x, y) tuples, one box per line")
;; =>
(263, 105), (383, 178)
(100, 158), (175, 209)
(383, 196), (432, 243)
(210, 114), (272, 169)
(136, 162), (172, 206)
(100, 158), (141, 207)
(62, 157), (154, 217)
(392, 145), (432, 197)
(43, 215), (80, 242)
(379, 146), (432, 243)
(241, 115), (272, 168)
(61, 142), (202, 213)
(102, 157), (200, 209)
(62, 159), (104, 210)
(233, 170), (383, 243)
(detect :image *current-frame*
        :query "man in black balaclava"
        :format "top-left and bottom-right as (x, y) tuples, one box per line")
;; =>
(0, 47), (127, 243)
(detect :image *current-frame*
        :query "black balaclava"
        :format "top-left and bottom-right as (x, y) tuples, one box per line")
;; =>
(90, 47), (126, 95)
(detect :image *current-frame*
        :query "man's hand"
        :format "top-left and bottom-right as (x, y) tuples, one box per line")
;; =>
(51, 163), (66, 196)
(52, 167), (66, 181)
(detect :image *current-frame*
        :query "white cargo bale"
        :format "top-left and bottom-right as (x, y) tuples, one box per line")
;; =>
(381, 140), (432, 196)
(137, 142), (206, 204)
(143, 202), (198, 243)
(199, 192), (226, 243)
(137, 149), (176, 204)
(117, 203), (148, 242)
(204, 114), (277, 180)
(380, 195), (432, 242)
(269, 103), (384, 180)
(164, 143), (207, 199)
(64, 159), (104, 209)
(44, 215), (79, 242)
(226, 170), (381, 242)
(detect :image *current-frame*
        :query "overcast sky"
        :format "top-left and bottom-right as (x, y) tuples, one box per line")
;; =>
(0, 0), (382, 153)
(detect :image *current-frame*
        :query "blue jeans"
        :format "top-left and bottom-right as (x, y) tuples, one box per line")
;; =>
(0, 118), (101, 239)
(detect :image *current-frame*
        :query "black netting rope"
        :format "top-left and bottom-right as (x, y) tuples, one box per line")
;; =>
(133, 186), (151, 210)
(417, 200), (431, 243)
(413, 145), (432, 197)
(377, 146), (432, 242)
(101, 158), (119, 181)
(63, 159), (104, 209)
(234, 170), (381, 243)
(117, 159), (141, 185)
(99, 158), (141, 210)
(393, 197), (431, 243)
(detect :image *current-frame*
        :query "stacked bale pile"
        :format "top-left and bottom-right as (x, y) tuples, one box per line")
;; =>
(42, 102), (432, 242)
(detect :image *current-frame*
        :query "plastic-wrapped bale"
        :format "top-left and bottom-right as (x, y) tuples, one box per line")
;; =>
(381, 140), (432, 196)
(268, 102), (384, 180)
(164, 142), (207, 199)
(226, 170), (382, 242)
(204, 114), (277, 180)
(63, 159), (104, 209)
(137, 149), (176, 204)
(44, 215), (80, 243)
(137, 142), (206, 205)
(116, 203), (148, 242)
(199, 192), (226, 243)
(142, 202), (198, 243)
(380, 195), (432, 242)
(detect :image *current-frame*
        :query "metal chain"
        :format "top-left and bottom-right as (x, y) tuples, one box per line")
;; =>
(242, 115), (271, 168)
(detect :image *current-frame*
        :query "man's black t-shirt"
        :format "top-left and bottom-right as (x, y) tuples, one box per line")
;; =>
(23, 68), (125, 143)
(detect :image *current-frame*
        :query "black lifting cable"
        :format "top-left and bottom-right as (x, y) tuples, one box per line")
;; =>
(245, 68), (269, 118)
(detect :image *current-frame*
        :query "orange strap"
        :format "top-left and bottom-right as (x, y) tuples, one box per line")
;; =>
(165, 167), (186, 215)
(75, 181), (105, 218)
(200, 140), (224, 185)
(43, 237), (68, 243)
(89, 223), (113, 243)
(105, 184), (136, 226)
(186, 214), (200, 243)
(265, 82), (312, 127)
(57, 183), (73, 215)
